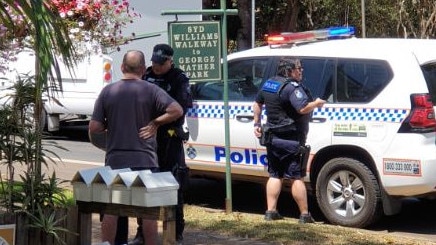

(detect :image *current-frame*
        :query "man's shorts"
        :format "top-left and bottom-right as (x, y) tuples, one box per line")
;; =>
(267, 137), (302, 179)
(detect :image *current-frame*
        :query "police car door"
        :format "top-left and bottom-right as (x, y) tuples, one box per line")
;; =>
(289, 57), (335, 174)
(185, 58), (269, 177)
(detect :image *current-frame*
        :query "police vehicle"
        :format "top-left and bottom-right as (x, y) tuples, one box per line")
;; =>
(185, 26), (436, 228)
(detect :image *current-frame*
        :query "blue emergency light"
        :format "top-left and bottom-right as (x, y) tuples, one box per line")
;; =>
(328, 26), (355, 37)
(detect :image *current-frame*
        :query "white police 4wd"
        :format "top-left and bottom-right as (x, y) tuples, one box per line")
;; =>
(185, 27), (436, 228)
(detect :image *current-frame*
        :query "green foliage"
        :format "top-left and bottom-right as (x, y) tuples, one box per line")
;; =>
(1, 1), (77, 242)
(26, 205), (77, 245)
(225, 0), (436, 48)
(0, 73), (73, 243)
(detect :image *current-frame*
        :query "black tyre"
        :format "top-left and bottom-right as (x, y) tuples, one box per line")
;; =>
(315, 157), (382, 228)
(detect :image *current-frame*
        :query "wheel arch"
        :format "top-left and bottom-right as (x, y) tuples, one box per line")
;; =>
(309, 145), (380, 192)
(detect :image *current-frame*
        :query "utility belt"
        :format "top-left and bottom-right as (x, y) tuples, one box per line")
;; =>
(165, 126), (190, 141)
(259, 123), (297, 146)
(258, 123), (310, 177)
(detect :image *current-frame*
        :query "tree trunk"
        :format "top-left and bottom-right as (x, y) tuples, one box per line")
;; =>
(282, 0), (300, 32)
(236, 0), (252, 50)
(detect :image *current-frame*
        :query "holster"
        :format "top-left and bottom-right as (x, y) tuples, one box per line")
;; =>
(259, 124), (272, 146)
(298, 145), (311, 177)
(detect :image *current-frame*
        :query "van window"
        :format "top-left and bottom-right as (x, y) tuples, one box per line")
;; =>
(336, 59), (392, 103)
(421, 63), (436, 103)
(192, 59), (268, 101)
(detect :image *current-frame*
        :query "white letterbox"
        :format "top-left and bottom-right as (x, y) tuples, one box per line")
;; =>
(111, 170), (151, 205)
(92, 168), (130, 203)
(131, 171), (179, 207)
(71, 166), (110, 202)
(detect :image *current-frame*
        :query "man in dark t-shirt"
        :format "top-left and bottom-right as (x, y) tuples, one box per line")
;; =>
(89, 50), (183, 245)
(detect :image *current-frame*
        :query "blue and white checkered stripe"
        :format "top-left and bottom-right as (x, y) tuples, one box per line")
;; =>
(187, 104), (253, 119)
(187, 103), (409, 123)
(314, 107), (409, 123)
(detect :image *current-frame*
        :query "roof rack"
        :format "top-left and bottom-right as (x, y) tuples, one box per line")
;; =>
(266, 26), (355, 46)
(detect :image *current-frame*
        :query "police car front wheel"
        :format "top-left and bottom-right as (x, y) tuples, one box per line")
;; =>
(315, 157), (383, 228)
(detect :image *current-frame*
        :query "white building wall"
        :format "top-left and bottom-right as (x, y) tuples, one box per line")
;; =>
(109, 0), (203, 81)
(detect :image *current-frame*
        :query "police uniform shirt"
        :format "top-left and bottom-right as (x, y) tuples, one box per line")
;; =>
(281, 81), (310, 112)
(144, 66), (192, 128)
(280, 80), (313, 136)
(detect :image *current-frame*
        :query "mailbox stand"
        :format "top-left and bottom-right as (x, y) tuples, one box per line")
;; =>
(73, 167), (179, 244)
(76, 201), (176, 244)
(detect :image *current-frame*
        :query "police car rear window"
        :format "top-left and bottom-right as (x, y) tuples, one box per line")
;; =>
(293, 58), (392, 103)
(335, 59), (392, 103)
(421, 63), (436, 103)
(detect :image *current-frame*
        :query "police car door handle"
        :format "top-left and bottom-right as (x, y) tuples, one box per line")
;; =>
(236, 115), (254, 123)
(311, 117), (327, 123)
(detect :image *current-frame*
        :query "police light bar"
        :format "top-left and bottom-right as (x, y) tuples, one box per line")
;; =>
(267, 26), (355, 45)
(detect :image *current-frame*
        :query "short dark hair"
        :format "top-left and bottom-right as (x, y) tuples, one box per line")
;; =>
(122, 50), (146, 74)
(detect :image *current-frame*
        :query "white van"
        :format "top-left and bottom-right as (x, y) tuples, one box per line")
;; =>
(0, 50), (113, 131)
(185, 27), (436, 228)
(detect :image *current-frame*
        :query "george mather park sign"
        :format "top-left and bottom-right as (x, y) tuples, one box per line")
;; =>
(168, 21), (221, 82)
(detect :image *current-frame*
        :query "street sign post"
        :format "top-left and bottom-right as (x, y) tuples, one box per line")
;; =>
(162, 4), (238, 214)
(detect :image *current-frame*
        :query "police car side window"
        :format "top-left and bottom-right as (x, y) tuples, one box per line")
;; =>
(298, 58), (335, 102)
(191, 59), (267, 101)
(228, 59), (267, 101)
(336, 59), (392, 103)
(272, 57), (391, 103)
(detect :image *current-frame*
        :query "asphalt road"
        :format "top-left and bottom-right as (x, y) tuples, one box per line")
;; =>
(39, 122), (436, 243)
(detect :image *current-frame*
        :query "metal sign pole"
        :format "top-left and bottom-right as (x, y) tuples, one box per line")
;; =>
(162, 5), (238, 214)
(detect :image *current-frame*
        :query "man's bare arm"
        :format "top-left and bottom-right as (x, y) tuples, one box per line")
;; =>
(139, 101), (183, 139)
(88, 120), (107, 150)
(253, 102), (263, 138)
(89, 120), (105, 134)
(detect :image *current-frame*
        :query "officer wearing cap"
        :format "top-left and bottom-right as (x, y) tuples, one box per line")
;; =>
(253, 58), (325, 223)
(129, 44), (192, 245)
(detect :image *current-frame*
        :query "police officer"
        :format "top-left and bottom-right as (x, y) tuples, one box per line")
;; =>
(129, 44), (192, 245)
(253, 58), (325, 223)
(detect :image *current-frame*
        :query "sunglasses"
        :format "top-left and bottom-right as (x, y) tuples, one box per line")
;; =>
(293, 66), (303, 71)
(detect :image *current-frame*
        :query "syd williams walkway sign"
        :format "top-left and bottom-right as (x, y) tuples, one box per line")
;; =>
(168, 21), (221, 82)
(163, 5), (238, 214)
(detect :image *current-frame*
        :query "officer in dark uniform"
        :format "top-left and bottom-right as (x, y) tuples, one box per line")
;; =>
(129, 44), (192, 245)
(253, 58), (325, 223)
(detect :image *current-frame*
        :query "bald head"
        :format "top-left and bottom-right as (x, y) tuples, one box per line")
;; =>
(122, 50), (146, 76)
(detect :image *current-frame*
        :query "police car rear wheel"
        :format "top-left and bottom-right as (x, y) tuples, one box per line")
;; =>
(315, 157), (382, 228)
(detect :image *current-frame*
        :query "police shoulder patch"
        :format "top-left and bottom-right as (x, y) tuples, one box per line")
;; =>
(294, 89), (303, 99)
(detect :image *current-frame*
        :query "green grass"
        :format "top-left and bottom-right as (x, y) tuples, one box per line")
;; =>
(184, 205), (436, 245)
